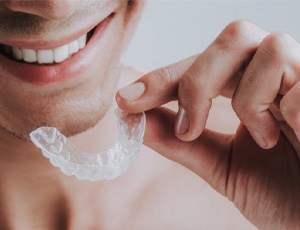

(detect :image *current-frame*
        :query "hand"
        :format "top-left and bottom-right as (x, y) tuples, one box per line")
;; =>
(116, 20), (300, 229)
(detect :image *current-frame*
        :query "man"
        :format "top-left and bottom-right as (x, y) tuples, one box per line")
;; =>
(0, 0), (299, 229)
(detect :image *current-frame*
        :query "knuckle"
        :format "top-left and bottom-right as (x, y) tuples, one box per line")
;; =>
(226, 20), (254, 36)
(151, 67), (177, 89)
(217, 20), (257, 47)
(260, 32), (295, 62)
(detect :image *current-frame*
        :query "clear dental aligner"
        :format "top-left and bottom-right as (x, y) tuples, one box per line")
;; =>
(30, 109), (146, 181)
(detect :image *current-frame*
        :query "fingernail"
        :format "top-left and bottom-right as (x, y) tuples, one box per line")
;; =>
(248, 129), (268, 148)
(118, 82), (145, 102)
(176, 107), (190, 135)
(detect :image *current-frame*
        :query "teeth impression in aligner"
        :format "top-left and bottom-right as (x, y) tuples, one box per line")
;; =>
(30, 109), (146, 181)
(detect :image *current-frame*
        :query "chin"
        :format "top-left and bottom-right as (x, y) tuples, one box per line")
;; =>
(0, 0), (145, 141)
(0, 55), (122, 141)
(0, 83), (115, 141)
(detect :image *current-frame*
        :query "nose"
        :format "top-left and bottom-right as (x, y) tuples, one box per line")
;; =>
(4, 0), (81, 20)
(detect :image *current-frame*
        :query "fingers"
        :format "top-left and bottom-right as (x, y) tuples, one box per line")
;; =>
(118, 20), (268, 142)
(118, 20), (300, 150)
(175, 20), (267, 141)
(232, 33), (300, 149)
(116, 55), (198, 113)
(144, 107), (232, 194)
(280, 81), (300, 143)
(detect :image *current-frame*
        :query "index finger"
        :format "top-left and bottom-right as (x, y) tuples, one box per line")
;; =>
(116, 55), (198, 113)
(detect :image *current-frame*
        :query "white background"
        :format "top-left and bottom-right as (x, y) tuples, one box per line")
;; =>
(123, 0), (300, 72)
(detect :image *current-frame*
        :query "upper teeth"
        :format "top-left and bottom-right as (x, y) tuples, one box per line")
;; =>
(7, 34), (87, 64)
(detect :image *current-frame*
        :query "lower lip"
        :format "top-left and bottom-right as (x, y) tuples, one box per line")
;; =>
(0, 14), (114, 85)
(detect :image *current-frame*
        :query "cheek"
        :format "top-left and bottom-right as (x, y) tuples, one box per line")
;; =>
(0, 13), (127, 139)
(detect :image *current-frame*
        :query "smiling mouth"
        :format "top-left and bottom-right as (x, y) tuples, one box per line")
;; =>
(0, 12), (114, 85)
(0, 28), (96, 65)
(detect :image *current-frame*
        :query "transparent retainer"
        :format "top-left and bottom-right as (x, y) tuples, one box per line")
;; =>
(29, 109), (146, 181)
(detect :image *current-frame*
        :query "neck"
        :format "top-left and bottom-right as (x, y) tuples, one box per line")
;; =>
(0, 66), (142, 229)
(0, 103), (119, 229)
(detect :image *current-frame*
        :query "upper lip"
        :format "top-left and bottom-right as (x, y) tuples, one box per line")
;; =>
(0, 14), (111, 50)
(0, 12), (115, 85)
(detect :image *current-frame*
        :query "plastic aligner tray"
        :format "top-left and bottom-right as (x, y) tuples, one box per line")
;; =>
(30, 109), (146, 181)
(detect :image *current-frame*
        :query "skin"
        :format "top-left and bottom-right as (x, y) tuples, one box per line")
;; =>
(0, 0), (298, 229)
(117, 21), (300, 229)
(0, 0), (144, 139)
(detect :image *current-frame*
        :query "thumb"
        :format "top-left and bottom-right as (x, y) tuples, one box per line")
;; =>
(144, 107), (233, 194)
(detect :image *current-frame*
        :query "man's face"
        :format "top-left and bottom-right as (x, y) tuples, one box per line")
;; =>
(0, 0), (144, 139)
